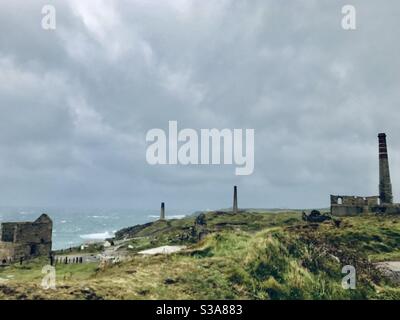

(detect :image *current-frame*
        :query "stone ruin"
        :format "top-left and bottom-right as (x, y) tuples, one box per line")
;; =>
(160, 202), (166, 220)
(0, 214), (52, 265)
(233, 185), (238, 214)
(330, 195), (381, 216)
(331, 133), (400, 216)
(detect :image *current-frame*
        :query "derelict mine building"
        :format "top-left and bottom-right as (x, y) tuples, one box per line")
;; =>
(331, 133), (400, 216)
(0, 214), (52, 265)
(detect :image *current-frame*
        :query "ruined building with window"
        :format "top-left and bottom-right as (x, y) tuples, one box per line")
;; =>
(331, 133), (400, 216)
(0, 214), (52, 265)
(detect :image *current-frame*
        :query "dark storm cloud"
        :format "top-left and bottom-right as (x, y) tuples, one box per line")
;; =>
(0, 0), (399, 210)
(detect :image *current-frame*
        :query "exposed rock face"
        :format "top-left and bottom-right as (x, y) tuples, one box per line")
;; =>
(0, 214), (52, 265)
(195, 213), (207, 226)
(195, 213), (209, 241)
(302, 210), (332, 223)
(375, 261), (400, 284)
(114, 222), (154, 240)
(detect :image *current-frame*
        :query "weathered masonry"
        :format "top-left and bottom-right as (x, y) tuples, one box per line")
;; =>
(160, 202), (166, 220)
(378, 133), (393, 204)
(331, 133), (400, 216)
(330, 195), (380, 216)
(233, 186), (238, 214)
(0, 214), (53, 265)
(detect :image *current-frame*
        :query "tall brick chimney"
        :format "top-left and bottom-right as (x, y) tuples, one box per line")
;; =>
(160, 202), (165, 220)
(233, 186), (238, 214)
(378, 133), (393, 204)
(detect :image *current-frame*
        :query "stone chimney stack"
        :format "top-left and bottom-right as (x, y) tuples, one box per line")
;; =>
(160, 202), (165, 220)
(378, 133), (393, 204)
(233, 186), (238, 214)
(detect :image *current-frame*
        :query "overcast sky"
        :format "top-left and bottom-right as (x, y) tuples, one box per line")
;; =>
(0, 0), (399, 211)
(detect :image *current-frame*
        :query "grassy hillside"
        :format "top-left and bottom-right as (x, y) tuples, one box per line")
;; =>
(1, 211), (400, 300)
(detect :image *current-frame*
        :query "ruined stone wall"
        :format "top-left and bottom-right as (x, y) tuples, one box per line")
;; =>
(330, 195), (380, 216)
(331, 195), (378, 206)
(0, 242), (35, 263)
(14, 222), (52, 244)
(371, 204), (400, 215)
(330, 194), (400, 216)
(0, 223), (18, 242)
(14, 221), (52, 259)
(365, 196), (380, 206)
(331, 205), (364, 216)
(0, 242), (15, 264)
(0, 214), (52, 264)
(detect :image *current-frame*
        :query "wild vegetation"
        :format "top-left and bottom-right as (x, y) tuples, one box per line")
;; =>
(1, 211), (400, 300)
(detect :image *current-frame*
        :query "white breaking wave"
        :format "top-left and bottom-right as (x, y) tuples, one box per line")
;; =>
(79, 231), (114, 240)
(170, 215), (186, 219)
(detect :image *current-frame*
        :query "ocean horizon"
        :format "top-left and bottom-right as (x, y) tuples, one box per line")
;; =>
(0, 206), (190, 250)
(0, 206), (323, 250)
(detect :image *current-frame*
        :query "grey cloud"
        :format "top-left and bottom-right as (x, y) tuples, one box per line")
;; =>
(0, 0), (399, 210)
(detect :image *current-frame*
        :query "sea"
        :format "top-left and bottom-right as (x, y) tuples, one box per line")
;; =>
(0, 207), (189, 250)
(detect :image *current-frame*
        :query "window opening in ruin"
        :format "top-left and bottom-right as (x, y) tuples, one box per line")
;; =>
(30, 244), (37, 255)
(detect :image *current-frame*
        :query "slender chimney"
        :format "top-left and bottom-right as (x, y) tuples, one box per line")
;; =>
(378, 133), (393, 204)
(160, 202), (165, 220)
(233, 186), (238, 214)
